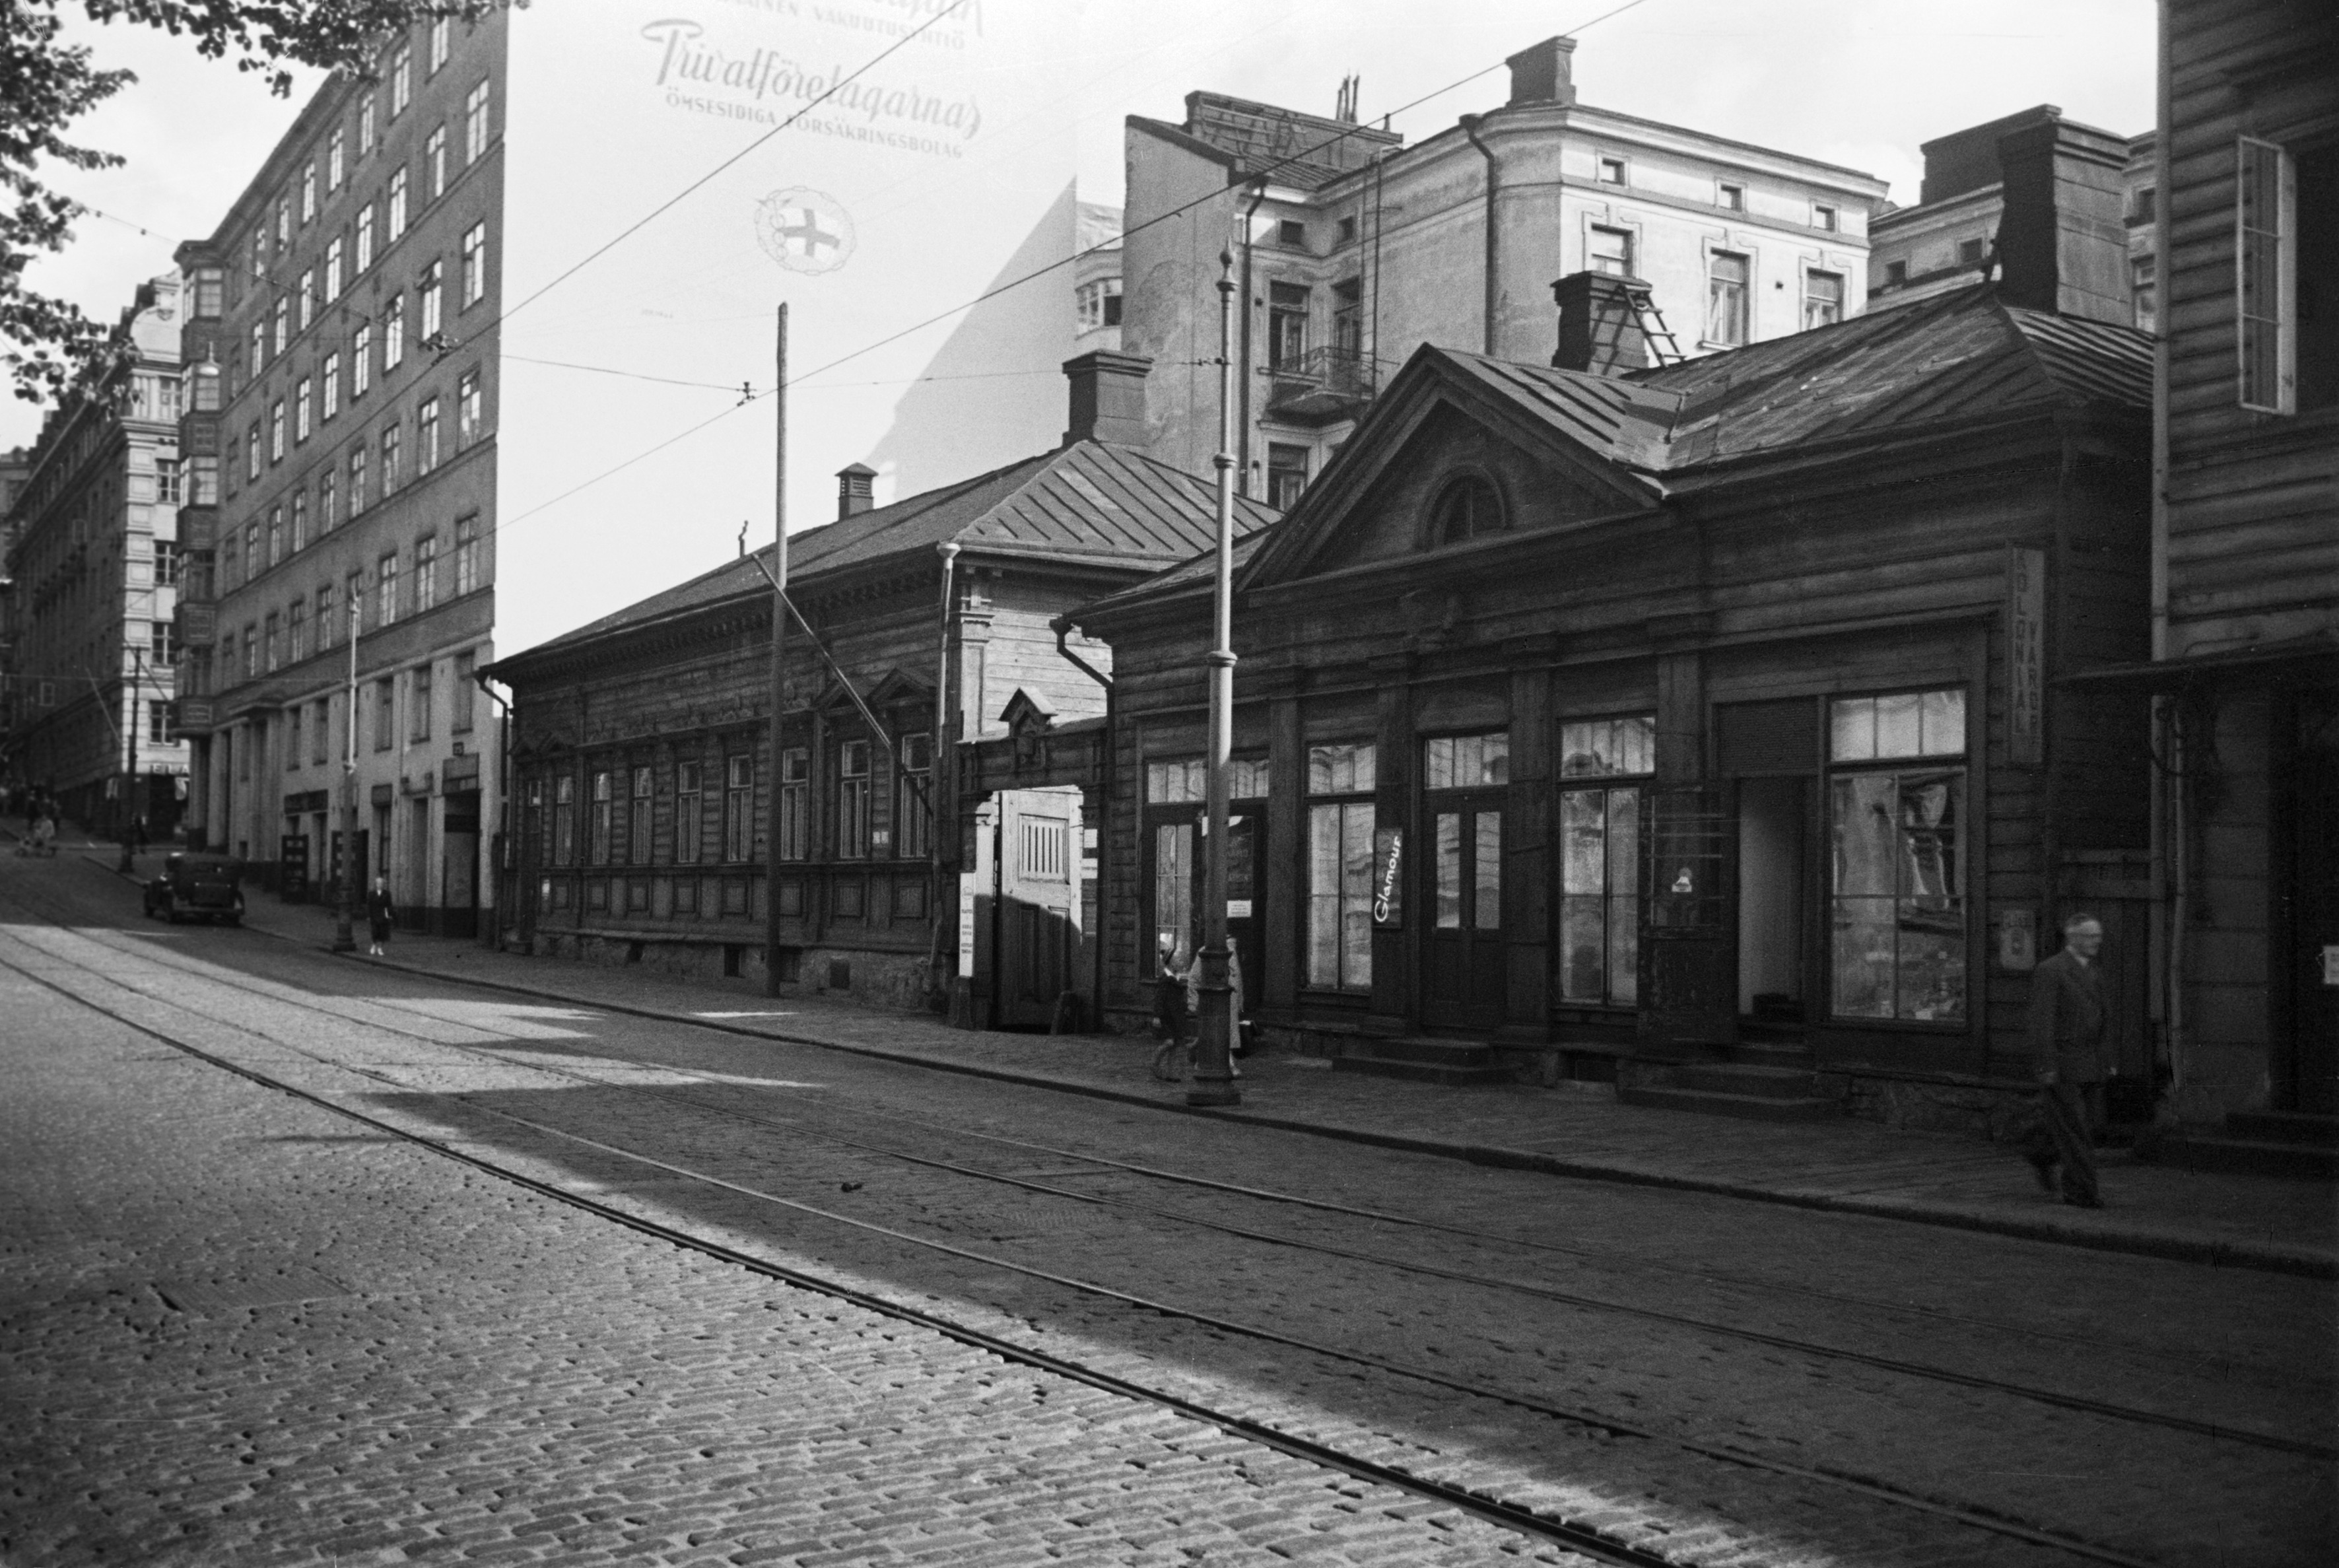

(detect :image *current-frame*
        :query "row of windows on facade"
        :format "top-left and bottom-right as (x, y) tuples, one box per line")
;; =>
(12, 687), (180, 749)
(207, 368), (485, 584)
(216, 518), (481, 694)
(1146, 690), (1967, 1023)
(11, 372), (184, 521)
(1265, 173), (1841, 260)
(525, 735), (938, 871)
(199, 221), (488, 450)
(228, 651), (479, 781)
(223, 20), (487, 323)
(1258, 248), (1843, 384)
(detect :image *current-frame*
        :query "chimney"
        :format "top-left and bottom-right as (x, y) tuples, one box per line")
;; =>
(1505, 36), (1578, 108)
(1062, 349), (1152, 446)
(1994, 114), (2130, 322)
(1551, 271), (1650, 376)
(836, 463), (875, 519)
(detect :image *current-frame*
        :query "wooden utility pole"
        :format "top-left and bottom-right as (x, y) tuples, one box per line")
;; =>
(764, 304), (789, 996)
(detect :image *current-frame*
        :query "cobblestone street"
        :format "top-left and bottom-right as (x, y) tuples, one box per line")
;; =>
(3, 850), (2332, 1567)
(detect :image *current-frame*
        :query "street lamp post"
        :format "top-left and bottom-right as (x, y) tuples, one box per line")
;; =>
(333, 592), (358, 953)
(1188, 247), (1242, 1108)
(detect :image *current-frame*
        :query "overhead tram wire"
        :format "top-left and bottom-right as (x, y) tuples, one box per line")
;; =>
(489, 0), (974, 331)
(487, 0), (1662, 538)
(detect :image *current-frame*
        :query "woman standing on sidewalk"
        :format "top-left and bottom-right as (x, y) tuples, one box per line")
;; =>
(366, 877), (396, 957)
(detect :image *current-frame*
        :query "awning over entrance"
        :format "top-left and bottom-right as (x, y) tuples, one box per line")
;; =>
(2056, 632), (2339, 693)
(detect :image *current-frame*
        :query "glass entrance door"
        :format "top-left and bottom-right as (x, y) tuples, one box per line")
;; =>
(1424, 796), (1504, 1029)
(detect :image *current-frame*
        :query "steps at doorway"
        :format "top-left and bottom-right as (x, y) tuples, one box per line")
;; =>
(2152, 1110), (2339, 1180)
(1333, 1037), (1516, 1087)
(1619, 1060), (1845, 1124)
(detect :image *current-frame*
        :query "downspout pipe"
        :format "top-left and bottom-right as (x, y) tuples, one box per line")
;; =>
(1052, 612), (1112, 1017)
(1461, 114), (1499, 355)
(1050, 614), (1112, 691)
(1236, 178), (1268, 498)
(930, 541), (959, 1003)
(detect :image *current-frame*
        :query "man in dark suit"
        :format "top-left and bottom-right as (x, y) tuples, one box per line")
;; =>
(2022, 912), (2110, 1207)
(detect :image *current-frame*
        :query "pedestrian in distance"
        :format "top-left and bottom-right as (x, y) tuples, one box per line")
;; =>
(2021, 912), (2113, 1208)
(366, 875), (395, 957)
(30, 811), (57, 857)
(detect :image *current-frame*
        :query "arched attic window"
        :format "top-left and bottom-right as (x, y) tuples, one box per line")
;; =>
(1429, 475), (1504, 547)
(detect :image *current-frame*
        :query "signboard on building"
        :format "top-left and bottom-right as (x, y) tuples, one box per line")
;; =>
(1371, 827), (1404, 928)
(2007, 546), (2047, 767)
(281, 835), (310, 903)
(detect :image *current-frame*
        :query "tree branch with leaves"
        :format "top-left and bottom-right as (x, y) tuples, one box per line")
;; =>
(2, 1), (490, 409)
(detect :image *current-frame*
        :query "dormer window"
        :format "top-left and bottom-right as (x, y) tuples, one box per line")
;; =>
(1430, 475), (1503, 546)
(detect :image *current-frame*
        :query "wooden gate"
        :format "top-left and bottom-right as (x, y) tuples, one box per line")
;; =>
(995, 788), (1083, 1029)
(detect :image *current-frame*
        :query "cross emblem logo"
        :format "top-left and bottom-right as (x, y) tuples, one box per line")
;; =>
(756, 187), (856, 275)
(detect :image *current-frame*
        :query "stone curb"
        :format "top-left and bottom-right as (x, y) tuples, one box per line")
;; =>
(62, 842), (2336, 1282)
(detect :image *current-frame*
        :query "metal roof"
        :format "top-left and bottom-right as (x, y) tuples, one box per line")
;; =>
(509, 440), (1277, 664)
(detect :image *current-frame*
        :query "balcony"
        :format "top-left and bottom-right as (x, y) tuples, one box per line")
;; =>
(1262, 344), (1376, 426)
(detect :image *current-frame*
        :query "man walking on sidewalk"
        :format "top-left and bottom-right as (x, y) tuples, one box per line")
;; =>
(2023, 912), (2111, 1208)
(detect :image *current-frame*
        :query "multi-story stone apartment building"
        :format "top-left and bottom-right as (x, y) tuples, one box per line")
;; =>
(1867, 106), (2157, 331)
(164, 4), (1104, 932)
(174, 13), (502, 929)
(3, 277), (187, 834)
(1122, 36), (1889, 504)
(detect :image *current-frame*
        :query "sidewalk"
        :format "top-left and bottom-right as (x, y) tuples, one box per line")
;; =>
(66, 840), (2339, 1281)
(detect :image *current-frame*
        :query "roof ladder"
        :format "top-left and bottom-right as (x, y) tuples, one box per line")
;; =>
(1624, 281), (1685, 368)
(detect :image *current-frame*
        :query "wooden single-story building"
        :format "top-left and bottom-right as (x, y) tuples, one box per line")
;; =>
(1058, 273), (2155, 1134)
(483, 354), (1274, 1010)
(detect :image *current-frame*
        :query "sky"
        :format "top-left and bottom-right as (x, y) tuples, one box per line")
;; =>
(5, 0), (2157, 458)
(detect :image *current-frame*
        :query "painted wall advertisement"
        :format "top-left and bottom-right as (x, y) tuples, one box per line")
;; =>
(496, 0), (1088, 656)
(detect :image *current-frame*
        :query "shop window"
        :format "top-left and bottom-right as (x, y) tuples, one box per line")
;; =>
(1145, 753), (1267, 973)
(1429, 475), (1502, 547)
(895, 732), (932, 859)
(1305, 742), (1376, 991)
(1144, 755), (1269, 803)
(778, 748), (808, 860)
(1827, 689), (1967, 1023)
(1423, 732), (1508, 790)
(590, 770), (613, 864)
(836, 739), (871, 859)
(1557, 716), (1655, 1006)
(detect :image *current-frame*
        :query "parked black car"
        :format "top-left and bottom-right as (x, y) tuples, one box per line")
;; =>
(143, 854), (246, 926)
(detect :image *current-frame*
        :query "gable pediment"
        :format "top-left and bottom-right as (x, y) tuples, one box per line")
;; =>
(1241, 352), (1663, 592)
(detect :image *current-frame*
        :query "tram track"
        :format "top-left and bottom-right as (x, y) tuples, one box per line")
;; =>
(16, 904), (2325, 1467)
(0, 899), (2263, 1568)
